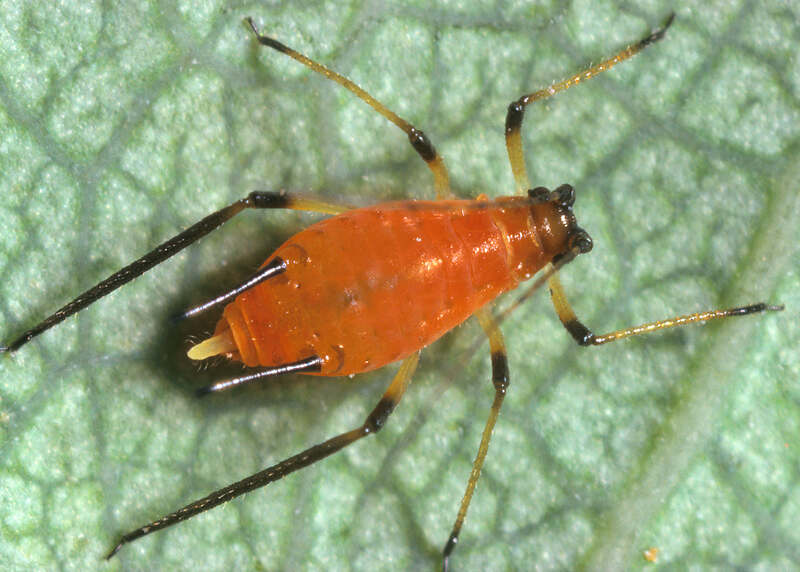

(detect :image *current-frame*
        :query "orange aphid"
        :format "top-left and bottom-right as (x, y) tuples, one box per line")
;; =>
(1, 12), (782, 570)
(193, 197), (580, 375)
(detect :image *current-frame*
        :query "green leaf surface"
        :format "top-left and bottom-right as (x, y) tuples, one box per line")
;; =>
(1, 1), (798, 571)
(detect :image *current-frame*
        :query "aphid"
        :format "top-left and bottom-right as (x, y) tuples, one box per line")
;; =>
(1, 13), (784, 570)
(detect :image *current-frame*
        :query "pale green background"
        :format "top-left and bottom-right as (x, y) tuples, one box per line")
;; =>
(1, 1), (798, 571)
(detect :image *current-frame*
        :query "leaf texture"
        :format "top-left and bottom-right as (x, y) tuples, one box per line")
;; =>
(1, 2), (798, 570)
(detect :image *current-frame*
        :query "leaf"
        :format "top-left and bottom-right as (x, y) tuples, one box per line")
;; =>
(1, 2), (798, 571)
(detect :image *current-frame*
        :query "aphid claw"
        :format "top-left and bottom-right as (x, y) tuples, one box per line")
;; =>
(105, 541), (123, 560)
(641, 12), (676, 47)
(169, 310), (190, 324)
(195, 384), (215, 397)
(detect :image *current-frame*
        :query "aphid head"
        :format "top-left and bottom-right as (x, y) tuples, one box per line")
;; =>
(527, 184), (593, 266)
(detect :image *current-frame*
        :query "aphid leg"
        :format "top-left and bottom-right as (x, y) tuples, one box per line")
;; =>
(547, 272), (784, 347)
(443, 307), (508, 572)
(244, 17), (453, 199)
(106, 352), (419, 559)
(504, 13), (675, 193)
(0, 190), (348, 354)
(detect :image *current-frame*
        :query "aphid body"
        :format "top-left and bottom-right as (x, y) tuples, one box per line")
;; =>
(199, 195), (581, 375)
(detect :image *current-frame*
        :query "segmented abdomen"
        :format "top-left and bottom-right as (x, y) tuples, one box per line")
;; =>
(218, 199), (550, 375)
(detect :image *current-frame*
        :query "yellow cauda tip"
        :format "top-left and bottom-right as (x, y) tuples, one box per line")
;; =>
(187, 330), (236, 361)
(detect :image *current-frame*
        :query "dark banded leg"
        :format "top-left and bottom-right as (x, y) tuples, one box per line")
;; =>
(548, 273), (784, 347)
(106, 352), (419, 559)
(502, 15), (676, 343)
(504, 13), (674, 192)
(245, 17), (453, 200)
(0, 190), (348, 353)
(443, 307), (508, 572)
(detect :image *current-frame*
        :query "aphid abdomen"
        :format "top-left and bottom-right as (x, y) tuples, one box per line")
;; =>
(218, 199), (558, 375)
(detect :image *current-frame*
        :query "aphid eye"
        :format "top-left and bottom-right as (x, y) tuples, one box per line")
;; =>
(569, 228), (593, 254)
(554, 184), (575, 207)
(527, 186), (550, 202)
